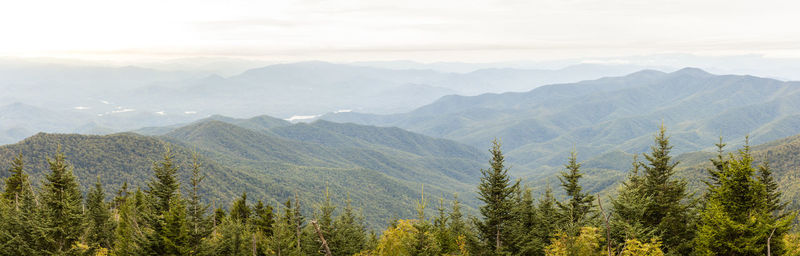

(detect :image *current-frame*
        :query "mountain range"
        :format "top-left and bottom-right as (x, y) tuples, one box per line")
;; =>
(0, 60), (664, 145)
(323, 68), (800, 180)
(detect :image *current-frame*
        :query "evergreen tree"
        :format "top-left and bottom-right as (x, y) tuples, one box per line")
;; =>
(433, 197), (454, 254)
(610, 155), (655, 246)
(211, 217), (251, 256)
(331, 196), (368, 255)
(557, 150), (595, 231)
(535, 185), (559, 255)
(508, 186), (545, 256)
(143, 146), (188, 255)
(758, 162), (787, 216)
(85, 177), (115, 252)
(0, 164), (40, 256)
(186, 154), (212, 255)
(39, 148), (85, 255)
(230, 192), (252, 224)
(695, 143), (795, 255)
(476, 139), (519, 253)
(270, 202), (300, 256)
(113, 187), (144, 256)
(252, 200), (274, 236)
(2, 153), (27, 203)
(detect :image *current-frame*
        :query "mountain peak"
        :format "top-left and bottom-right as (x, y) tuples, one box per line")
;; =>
(672, 67), (711, 76)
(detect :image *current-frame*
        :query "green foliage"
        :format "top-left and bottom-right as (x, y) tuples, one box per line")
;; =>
(476, 139), (520, 253)
(40, 148), (85, 255)
(694, 144), (796, 255)
(557, 150), (596, 231)
(2, 153), (27, 202)
(611, 126), (696, 255)
(85, 177), (115, 253)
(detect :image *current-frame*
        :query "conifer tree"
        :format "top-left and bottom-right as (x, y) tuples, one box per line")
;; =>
(557, 150), (595, 231)
(509, 186), (545, 256)
(536, 185), (558, 254)
(40, 148), (85, 255)
(433, 197), (455, 254)
(186, 154), (211, 255)
(252, 200), (274, 236)
(610, 155), (654, 245)
(143, 146), (187, 255)
(476, 139), (519, 253)
(695, 144), (795, 255)
(636, 125), (695, 255)
(113, 186), (143, 256)
(230, 192), (252, 224)
(0, 163), (40, 256)
(2, 153), (27, 203)
(331, 196), (368, 255)
(86, 177), (115, 252)
(758, 162), (786, 216)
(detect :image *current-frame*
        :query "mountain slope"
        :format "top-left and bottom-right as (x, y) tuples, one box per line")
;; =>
(0, 116), (486, 228)
(323, 68), (800, 177)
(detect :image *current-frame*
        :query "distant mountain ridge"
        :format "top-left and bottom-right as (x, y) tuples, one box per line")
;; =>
(323, 68), (800, 177)
(0, 60), (664, 145)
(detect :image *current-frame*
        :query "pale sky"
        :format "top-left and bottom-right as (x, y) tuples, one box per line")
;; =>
(1, 0), (799, 63)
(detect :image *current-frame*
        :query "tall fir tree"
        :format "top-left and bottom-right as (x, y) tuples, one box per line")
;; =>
(638, 125), (695, 255)
(143, 146), (188, 255)
(85, 177), (115, 252)
(230, 192), (252, 224)
(476, 139), (519, 253)
(695, 143), (795, 255)
(0, 156), (40, 256)
(557, 150), (595, 231)
(2, 153), (27, 203)
(39, 147), (85, 255)
(186, 154), (212, 255)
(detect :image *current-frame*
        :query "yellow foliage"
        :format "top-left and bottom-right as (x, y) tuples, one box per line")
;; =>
(785, 233), (800, 256)
(620, 238), (664, 256)
(545, 227), (604, 256)
(358, 219), (418, 256)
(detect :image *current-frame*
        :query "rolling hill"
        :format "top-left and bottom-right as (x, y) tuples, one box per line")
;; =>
(323, 68), (800, 179)
(0, 115), (486, 228)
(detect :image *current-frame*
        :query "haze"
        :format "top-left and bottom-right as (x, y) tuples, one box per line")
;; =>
(2, 0), (800, 63)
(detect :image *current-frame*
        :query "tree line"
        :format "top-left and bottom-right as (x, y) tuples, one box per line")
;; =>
(1, 126), (799, 255)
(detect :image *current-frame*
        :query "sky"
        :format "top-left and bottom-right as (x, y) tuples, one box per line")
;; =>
(1, 0), (799, 63)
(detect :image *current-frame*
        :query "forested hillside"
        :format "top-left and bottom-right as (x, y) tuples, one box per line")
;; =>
(0, 116), (485, 228)
(323, 68), (800, 176)
(2, 125), (798, 255)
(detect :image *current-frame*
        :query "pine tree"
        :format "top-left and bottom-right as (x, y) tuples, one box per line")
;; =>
(331, 196), (368, 255)
(536, 185), (558, 255)
(635, 125), (695, 255)
(610, 155), (655, 246)
(433, 197), (454, 254)
(557, 150), (595, 231)
(85, 177), (115, 252)
(2, 153), (27, 203)
(695, 143), (795, 255)
(230, 192), (252, 224)
(314, 188), (335, 254)
(39, 148), (85, 255)
(163, 192), (190, 255)
(252, 200), (274, 236)
(143, 146), (187, 255)
(186, 154), (211, 255)
(509, 186), (545, 256)
(113, 187), (144, 256)
(476, 139), (519, 253)
(757, 162), (787, 216)
(0, 163), (40, 256)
